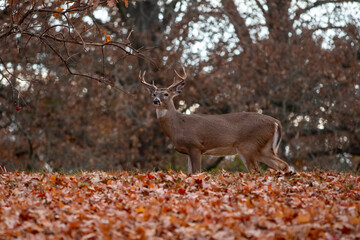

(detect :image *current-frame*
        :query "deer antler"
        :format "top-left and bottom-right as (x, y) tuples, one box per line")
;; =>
(174, 66), (187, 81)
(169, 66), (187, 89)
(139, 71), (156, 90)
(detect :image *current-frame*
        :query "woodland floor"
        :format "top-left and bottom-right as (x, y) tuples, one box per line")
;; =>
(0, 170), (359, 239)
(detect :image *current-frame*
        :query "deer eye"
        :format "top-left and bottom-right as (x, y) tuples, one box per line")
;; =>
(164, 93), (169, 96)
(153, 94), (156, 97)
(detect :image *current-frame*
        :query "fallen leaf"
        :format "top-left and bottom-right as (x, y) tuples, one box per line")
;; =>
(294, 210), (311, 224)
(178, 188), (186, 194)
(135, 206), (145, 213)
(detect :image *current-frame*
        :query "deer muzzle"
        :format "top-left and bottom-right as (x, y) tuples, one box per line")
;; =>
(153, 98), (161, 105)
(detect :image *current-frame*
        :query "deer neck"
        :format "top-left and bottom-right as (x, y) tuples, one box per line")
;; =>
(155, 100), (176, 119)
(156, 101), (180, 140)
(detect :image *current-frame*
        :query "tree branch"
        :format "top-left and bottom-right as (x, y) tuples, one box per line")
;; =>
(254, 0), (267, 16)
(293, 0), (360, 22)
(40, 37), (134, 96)
(220, 0), (252, 48)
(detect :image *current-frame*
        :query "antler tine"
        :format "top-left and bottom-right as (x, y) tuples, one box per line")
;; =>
(139, 70), (156, 89)
(174, 66), (187, 81)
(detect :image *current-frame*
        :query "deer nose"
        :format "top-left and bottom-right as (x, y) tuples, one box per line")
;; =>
(153, 98), (160, 105)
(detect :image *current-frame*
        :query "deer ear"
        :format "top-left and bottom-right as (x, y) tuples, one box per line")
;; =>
(145, 86), (155, 94)
(175, 82), (185, 94)
(169, 80), (185, 95)
(141, 81), (157, 94)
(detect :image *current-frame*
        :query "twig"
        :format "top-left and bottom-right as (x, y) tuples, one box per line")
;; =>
(41, 38), (133, 96)
(0, 56), (29, 105)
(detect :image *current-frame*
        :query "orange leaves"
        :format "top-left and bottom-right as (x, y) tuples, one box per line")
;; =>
(52, 3), (78, 18)
(294, 210), (311, 224)
(0, 171), (359, 239)
(49, 175), (56, 183)
(135, 206), (145, 213)
(52, 8), (64, 18)
(102, 30), (111, 43)
(105, 35), (111, 43)
(123, 0), (129, 8)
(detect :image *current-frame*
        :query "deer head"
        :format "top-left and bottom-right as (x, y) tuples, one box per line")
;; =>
(139, 67), (186, 109)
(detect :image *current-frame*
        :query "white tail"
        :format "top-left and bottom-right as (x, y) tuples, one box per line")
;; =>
(140, 67), (289, 173)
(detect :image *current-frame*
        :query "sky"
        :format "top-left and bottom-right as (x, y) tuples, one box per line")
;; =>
(1, 1), (359, 88)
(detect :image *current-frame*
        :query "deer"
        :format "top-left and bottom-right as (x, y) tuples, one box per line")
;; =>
(139, 67), (289, 174)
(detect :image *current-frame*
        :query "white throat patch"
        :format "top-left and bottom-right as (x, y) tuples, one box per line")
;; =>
(156, 109), (168, 118)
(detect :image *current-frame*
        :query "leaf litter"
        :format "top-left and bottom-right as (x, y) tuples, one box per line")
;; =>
(0, 170), (359, 239)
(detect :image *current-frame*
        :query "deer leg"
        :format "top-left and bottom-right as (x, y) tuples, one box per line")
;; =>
(187, 157), (192, 174)
(246, 157), (260, 173)
(188, 148), (201, 173)
(258, 154), (289, 171)
(259, 136), (289, 171)
(237, 149), (259, 173)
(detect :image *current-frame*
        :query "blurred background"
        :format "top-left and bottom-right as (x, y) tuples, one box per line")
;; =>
(0, 0), (359, 172)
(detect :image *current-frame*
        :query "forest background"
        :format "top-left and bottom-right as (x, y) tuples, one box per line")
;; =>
(0, 0), (359, 173)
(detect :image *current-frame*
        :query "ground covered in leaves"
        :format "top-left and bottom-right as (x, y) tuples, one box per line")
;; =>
(0, 170), (359, 239)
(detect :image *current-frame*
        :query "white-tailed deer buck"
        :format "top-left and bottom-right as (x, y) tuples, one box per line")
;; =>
(140, 67), (289, 173)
